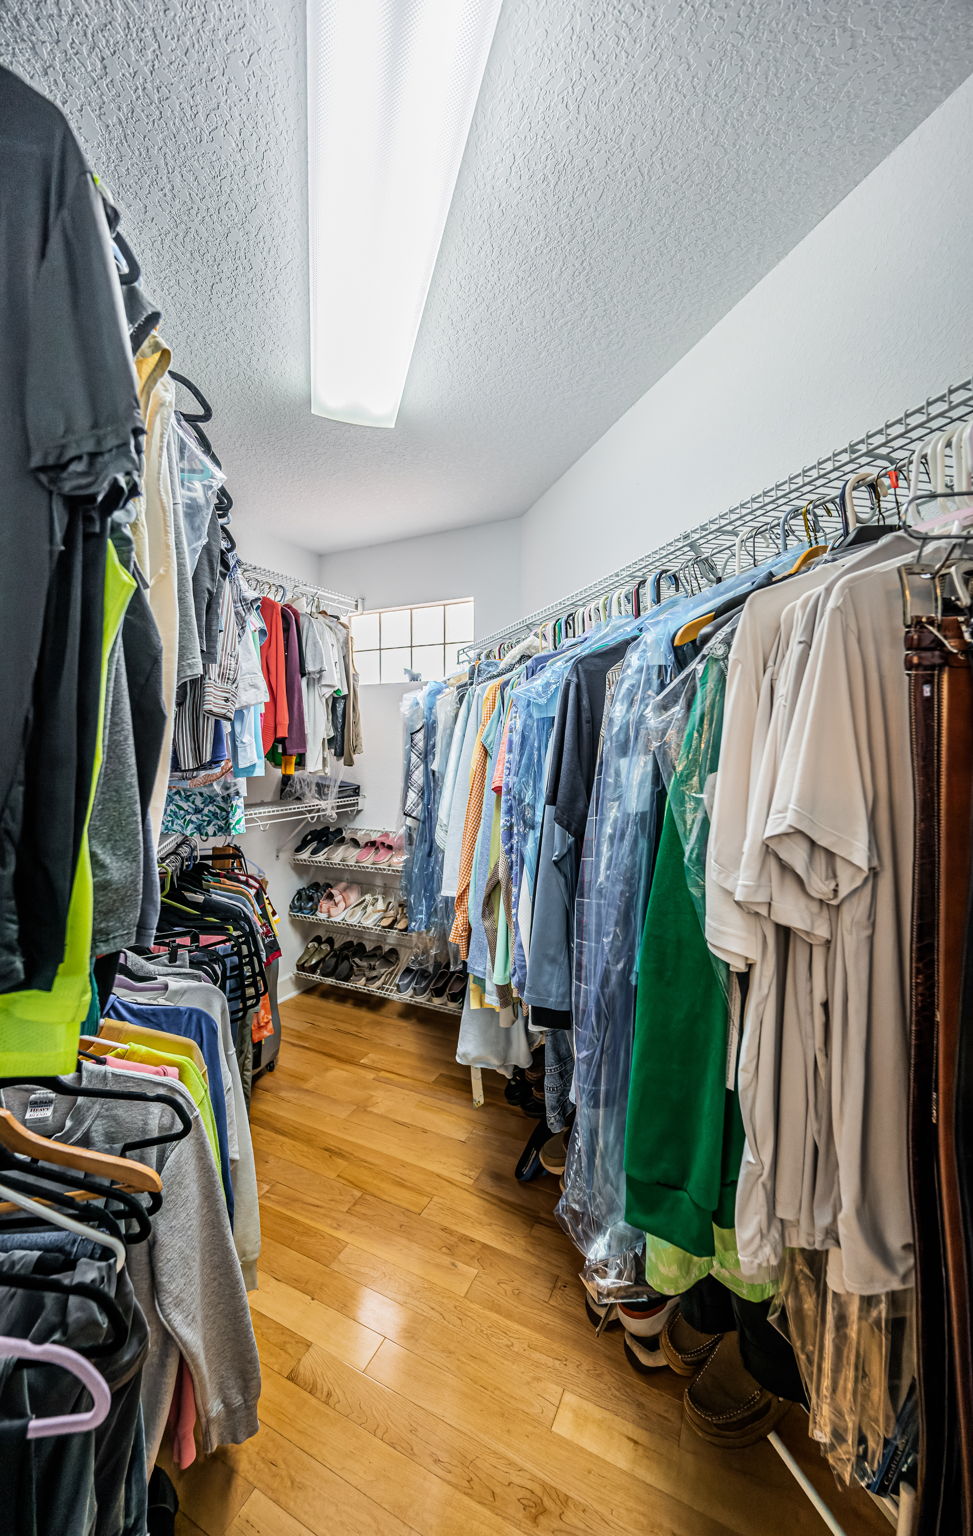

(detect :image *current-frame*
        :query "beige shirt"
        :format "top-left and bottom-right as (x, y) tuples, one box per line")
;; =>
(765, 553), (914, 1294)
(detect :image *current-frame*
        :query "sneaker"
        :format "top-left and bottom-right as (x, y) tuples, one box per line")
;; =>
(683, 1332), (792, 1447)
(618, 1295), (679, 1371)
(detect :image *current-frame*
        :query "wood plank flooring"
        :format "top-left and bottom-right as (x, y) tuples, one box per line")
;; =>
(169, 990), (887, 1536)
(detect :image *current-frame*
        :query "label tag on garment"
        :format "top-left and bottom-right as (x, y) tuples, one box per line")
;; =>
(470, 1067), (484, 1109)
(24, 1091), (56, 1123)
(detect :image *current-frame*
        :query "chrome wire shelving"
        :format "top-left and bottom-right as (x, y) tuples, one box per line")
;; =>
(461, 373), (973, 663)
(289, 910), (414, 938)
(294, 967), (462, 1015)
(243, 794), (362, 830)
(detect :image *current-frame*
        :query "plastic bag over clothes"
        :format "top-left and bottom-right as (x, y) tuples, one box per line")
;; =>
(508, 622), (637, 998)
(558, 618), (676, 1296)
(174, 415), (225, 572)
(648, 616), (741, 1000)
(772, 1249), (916, 1488)
(399, 682), (449, 936)
(560, 557), (794, 1299)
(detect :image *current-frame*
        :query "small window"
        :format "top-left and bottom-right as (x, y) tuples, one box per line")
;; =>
(351, 599), (474, 685)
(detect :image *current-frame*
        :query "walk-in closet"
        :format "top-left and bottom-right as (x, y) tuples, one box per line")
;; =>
(0, 4), (971, 1534)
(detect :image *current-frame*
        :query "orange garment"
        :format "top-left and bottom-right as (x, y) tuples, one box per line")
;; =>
(259, 597), (289, 753)
(449, 680), (502, 957)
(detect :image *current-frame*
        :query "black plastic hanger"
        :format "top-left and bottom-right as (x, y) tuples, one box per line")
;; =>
(112, 230), (141, 287)
(0, 1077), (191, 1161)
(169, 372), (213, 424)
(0, 1269), (127, 1358)
(0, 1170), (141, 1246)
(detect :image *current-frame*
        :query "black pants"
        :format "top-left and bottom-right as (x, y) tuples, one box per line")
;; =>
(11, 505), (109, 991)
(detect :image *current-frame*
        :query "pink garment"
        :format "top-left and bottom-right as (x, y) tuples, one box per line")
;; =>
(491, 717), (512, 794)
(103, 1057), (179, 1081)
(166, 1358), (198, 1468)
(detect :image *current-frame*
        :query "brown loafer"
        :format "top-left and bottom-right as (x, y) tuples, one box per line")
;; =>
(683, 1333), (791, 1448)
(660, 1308), (722, 1377)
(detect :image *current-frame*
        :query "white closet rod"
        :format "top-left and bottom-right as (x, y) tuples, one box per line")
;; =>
(462, 371), (973, 660)
(241, 561), (363, 616)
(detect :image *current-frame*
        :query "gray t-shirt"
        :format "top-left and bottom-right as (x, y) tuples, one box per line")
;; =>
(0, 67), (141, 988)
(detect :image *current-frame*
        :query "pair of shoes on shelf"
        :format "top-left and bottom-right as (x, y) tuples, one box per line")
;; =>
(294, 825), (348, 860)
(396, 962), (466, 1004)
(317, 882), (361, 917)
(339, 894), (401, 927)
(296, 934), (335, 974)
(290, 882), (330, 916)
(352, 945), (402, 987)
(353, 835), (395, 866)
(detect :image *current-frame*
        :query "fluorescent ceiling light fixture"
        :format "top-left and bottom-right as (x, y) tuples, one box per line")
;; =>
(307, 0), (504, 429)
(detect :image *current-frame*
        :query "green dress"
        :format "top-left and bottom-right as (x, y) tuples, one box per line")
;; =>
(624, 654), (774, 1301)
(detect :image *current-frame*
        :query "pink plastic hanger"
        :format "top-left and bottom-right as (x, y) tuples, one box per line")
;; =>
(0, 1337), (110, 1439)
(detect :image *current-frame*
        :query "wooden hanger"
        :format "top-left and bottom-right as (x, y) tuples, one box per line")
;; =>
(0, 1108), (160, 1195)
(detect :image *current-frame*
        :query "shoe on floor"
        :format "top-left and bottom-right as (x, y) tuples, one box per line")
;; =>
(539, 1129), (569, 1176)
(618, 1294), (679, 1340)
(623, 1330), (673, 1372)
(683, 1332), (791, 1447)
(660, 1308), (723, 1377)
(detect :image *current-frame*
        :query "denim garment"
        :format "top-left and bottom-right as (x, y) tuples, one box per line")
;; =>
(559, 553), (796, 1299)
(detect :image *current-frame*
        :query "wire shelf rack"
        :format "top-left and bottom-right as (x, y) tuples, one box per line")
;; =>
(292, 854), (403, 875)
(294, 967), (463, 1015)
(241, 562), (362, 616)
(462, 372), (973, 660)
(243, 796), (362, 830)
(289, 910), (415, 939)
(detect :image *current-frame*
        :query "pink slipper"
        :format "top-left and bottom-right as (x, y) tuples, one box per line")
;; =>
(389, 832), (406, 870)
(355, 840), (380, 865)
(371, 837), (394, 865)
(331, 882), (362, 914)
(318, 882), (348, 916)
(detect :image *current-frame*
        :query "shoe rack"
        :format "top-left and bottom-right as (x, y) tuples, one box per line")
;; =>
(291, 830), (463, 1016)
(294, 966), (463, 1015)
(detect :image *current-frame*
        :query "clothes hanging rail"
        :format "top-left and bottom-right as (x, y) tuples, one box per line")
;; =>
(461, 372), (973, 661)
(240, 562), (363, 617)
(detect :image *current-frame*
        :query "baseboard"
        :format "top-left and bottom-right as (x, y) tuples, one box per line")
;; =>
(278, 974), (314, 1004)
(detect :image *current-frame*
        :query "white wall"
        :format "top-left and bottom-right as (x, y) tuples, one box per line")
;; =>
(520, 74), (973, 611)
(319, 517), (525, 828)
(319, 516), (524, 637)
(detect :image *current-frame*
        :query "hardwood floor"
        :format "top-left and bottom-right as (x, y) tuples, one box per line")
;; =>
(169, 990), (887, 1536)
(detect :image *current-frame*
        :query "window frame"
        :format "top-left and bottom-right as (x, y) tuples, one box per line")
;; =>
(351, 598), (474, 685)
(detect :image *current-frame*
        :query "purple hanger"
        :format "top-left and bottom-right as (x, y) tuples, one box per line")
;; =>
(0, 1337), (110, 1438)
(112, 977), (167, 996)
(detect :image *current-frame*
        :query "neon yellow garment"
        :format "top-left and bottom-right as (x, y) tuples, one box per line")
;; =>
(0, 544), (134, 1074)
(100, 1039), (221, 1170)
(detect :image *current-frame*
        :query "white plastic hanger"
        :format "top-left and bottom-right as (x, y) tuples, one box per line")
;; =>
(0, 1179), (125, 1272)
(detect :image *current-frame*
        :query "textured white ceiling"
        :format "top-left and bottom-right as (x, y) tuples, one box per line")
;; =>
(3, 3), (971, 553)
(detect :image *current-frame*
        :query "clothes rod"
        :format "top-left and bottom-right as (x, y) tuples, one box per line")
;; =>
(462, 371), (973, 660)
(240, 561), (363, 615)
